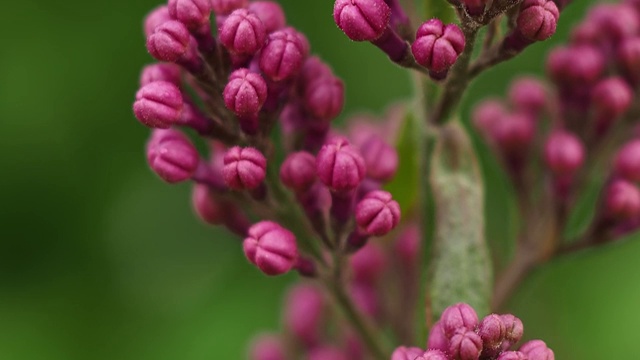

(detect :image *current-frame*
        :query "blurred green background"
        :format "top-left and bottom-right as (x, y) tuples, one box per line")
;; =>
(1, 0), (638, 358)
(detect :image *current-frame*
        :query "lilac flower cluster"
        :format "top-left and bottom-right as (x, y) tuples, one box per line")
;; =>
(135, 0), (404, 280)
(473, 0), (640, 247)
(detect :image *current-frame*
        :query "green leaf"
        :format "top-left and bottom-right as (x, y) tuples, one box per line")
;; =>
(384, 111), (421, 215)
(429, 120), (492, 318)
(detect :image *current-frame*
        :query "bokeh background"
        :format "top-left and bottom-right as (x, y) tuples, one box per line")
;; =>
(1, 0), (638, 358)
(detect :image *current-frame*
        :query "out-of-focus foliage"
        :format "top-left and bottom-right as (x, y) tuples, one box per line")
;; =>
(0, 0), (637, 359)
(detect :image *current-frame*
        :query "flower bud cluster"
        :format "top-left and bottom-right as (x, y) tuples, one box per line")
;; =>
(473, 0), (640, 244)
(134, 1), (403, 279)
(392, 303), (553, 360)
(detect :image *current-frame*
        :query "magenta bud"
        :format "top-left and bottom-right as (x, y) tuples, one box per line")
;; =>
(211, 0), (248, 16)
(494, 113), (535, 151)
(192, 184), (225, 225)
(168, 0), (211, 31)
(243, 221), (298, 275)
(416, 350), (449, 360)
(618, 37), (640, 81)
(449, 331), (483, 360)
(303, 76), (345, 121)
(606, 180), (640, 220)
(360, 135), (399, 182)
(280, 151), (317, 192)
(472, 99), (507, 138)
(478, 314), (506, 357)
(546, 46), (604, 86)
(260, 28), (309, 81)
(543, 131), (585, 176)
(146, 20), (193, 62)
(391, 346), (425, 360)
(355, 190), (401, 236)
(518, 340), (555, 360)
(517, 0), (560, 41)
(333, 0), (391, 41)
(412, 19), (465, 77)
(508, 77), (547, 114)
(140, 63), (182, 86)
(497, 351), (528, 360)
(587, 4), (639, 42)
(427, 321), (449, 352)
(500, 314), (524, 346)
(219, 9), (266, 55)
(441, 303), (479, 338)
(615, 140), (640, 182)
(146, 129), (199, 183)
(591, 77), (633, 117)
(350, 242), (386, 284)
(223, 146), (267, 190)
(308, 346), (349, 360)
(248, 1), (286, 33)
(223, 68), (268, 133)
(144, 5), (172, 37)
(248, 334), (286, 360)
(394, 224), (420, 265)
(316, 138), (366, 192)
(134, 81), (183, 129)
(299, 56), (334, 88)
(284, 284), (325, 345)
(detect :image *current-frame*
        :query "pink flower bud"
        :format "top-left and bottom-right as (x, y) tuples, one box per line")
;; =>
(299, 56), (334, 88)
(391, 346), (425, 360)
(303, 76), (345, 121)
(517, 0), (560, 41)
(615, 140), (640, 182)
(508, 77), (547, 114)
(333, 0), (391, 41)
(412, 19), (465, 77)
(134, 81), (183, 129)
(355, 190), (400, 236)
(284, 284), (325, 346)
(472, 99), (507, 139)
(223, 68), (267, 134)
(497, 351), (528, 360)
(219, 9), (266, 55)
(280, 151), (317, 192)
(427, 321), (449, 352)
(587, 4), (639, 42)
(211, 0), (248, 16)
(441, 303), (479, 338)
(500, 314), (524, 346)
(248, 334), (286, 360)
(249, 1), (286, 33)
(144, 5), (171, 37)
(223, 146), (267, 190)
(546, 46), (604, 86)
(518, 340), (555, 360)
(591, 77), (633, 117)
(478, 314), (506, 357)
(543, 131), (585, 176)
(316, 139), (366, 192)
(349, 282), (379, 317)
(494, 114), (535, 151)
(146, 20), (194, 63)
(168, 0), (211, 31)
(146, 129), (199, 183)
(191, 184), (250, 234)
(395, 224), (420, 265)
(449, 331), (483, 360)
(360, 135), (399, 182)
(243, 221), (298, 275)
(606, 180), (640, 220)
(140, 63), (182, 86)
(260, 28), (309, 81)
(350, 242), (386, 284)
